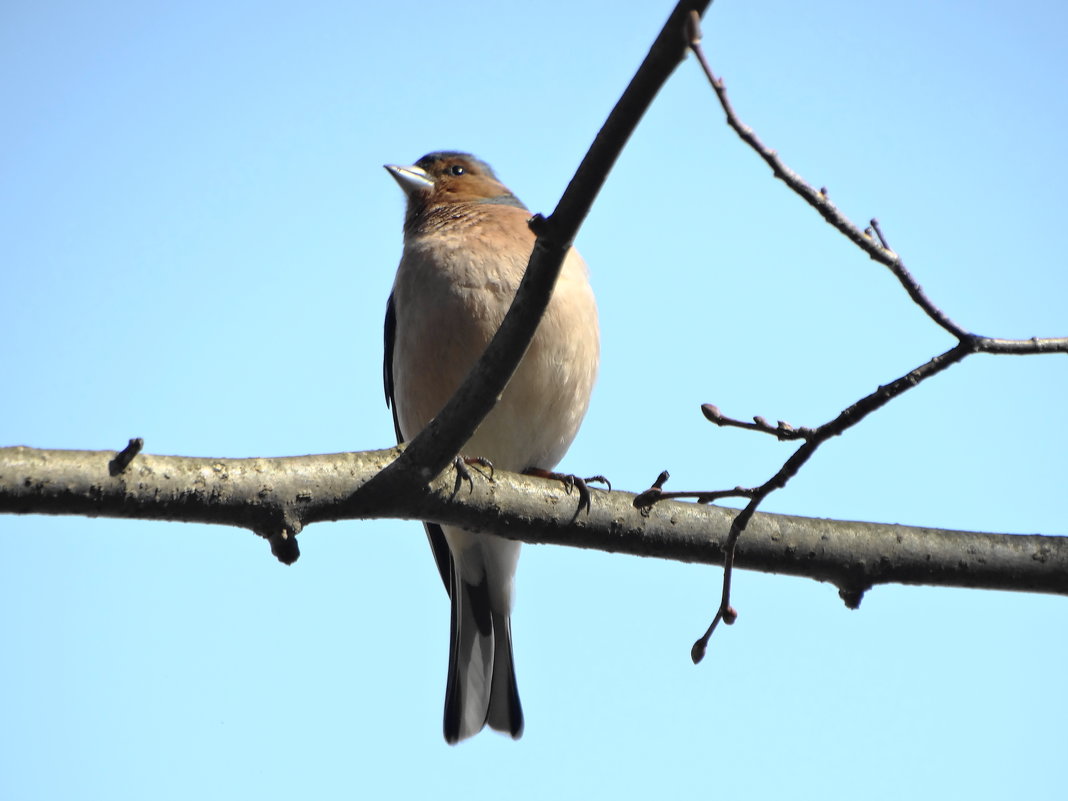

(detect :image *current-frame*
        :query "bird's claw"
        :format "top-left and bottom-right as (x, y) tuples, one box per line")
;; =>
(583, 475), (612, 492)
(463, 455), (494, 480)
(523, 469), (610, 515)
(452, 455), (494, 495)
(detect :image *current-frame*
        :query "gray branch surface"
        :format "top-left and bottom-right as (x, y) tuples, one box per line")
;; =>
(2, 446), (1064, 603)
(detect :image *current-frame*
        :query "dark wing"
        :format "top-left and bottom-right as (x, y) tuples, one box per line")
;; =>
(384, 292), (452, 592)
(383, 292), (402, 441)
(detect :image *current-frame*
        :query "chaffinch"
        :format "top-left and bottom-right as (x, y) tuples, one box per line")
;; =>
(383, 152), (599, 743)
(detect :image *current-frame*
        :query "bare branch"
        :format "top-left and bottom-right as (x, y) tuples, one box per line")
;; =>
(976, 336), (1068, 355)
(674, 11), (1068, 660)
(2, 446), (1065, 601)
(686, 18), (1068, 358)
(700, 404), (813, 440)
(686, 12), (966, 338)
(633, 470), (759, 507)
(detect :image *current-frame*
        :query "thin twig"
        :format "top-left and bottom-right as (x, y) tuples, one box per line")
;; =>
(686, 343), (973, 662)
(977, 336), (1068, 355)
(676, 10), (1068, 661)
(701, 404), (813, 440)
(687, 13), (1068, 358)
(684, 11), (968, 340)
(107, 437), (144, 476)
(869, 218), (893, 251)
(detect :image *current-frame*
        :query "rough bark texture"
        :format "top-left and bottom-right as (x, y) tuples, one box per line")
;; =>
(2, 446), (1064, 603)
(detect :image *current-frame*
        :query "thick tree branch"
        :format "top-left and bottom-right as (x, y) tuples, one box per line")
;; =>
(2, 446), (1065, 600)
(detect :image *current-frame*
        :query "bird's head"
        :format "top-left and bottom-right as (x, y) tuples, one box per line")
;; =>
(384, 152), (526, 222)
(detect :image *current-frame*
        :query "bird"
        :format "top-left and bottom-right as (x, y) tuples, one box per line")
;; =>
(382, 152), (599, 743)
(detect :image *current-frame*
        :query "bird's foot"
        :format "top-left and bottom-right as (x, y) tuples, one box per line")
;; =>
(523, 468), (611, 514)
(453, 455), (494, 494)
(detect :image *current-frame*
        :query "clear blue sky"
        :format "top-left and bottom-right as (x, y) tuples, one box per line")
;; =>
(2, 1), (1066, 798)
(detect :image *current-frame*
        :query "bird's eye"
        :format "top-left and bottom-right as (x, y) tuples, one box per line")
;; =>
(449, 165), (466, 176)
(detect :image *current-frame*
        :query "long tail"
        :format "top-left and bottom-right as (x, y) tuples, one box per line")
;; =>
(443, 572), (524, 744)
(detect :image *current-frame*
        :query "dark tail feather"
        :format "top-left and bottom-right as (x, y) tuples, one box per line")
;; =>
(487, 610), (524, 739)
(443, 575), (523, 743)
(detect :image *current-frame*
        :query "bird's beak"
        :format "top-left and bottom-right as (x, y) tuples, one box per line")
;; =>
(384, 164), (434, 197)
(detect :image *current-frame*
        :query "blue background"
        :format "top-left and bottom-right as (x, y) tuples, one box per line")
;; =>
(2, 1), (1066, 798)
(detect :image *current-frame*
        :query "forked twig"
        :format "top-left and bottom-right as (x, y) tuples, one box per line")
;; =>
(661, 10), (1068, 662)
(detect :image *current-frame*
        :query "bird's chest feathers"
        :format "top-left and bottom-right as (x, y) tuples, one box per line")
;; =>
(394, 228), (528, 332)
(390, 229), (593, 470)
